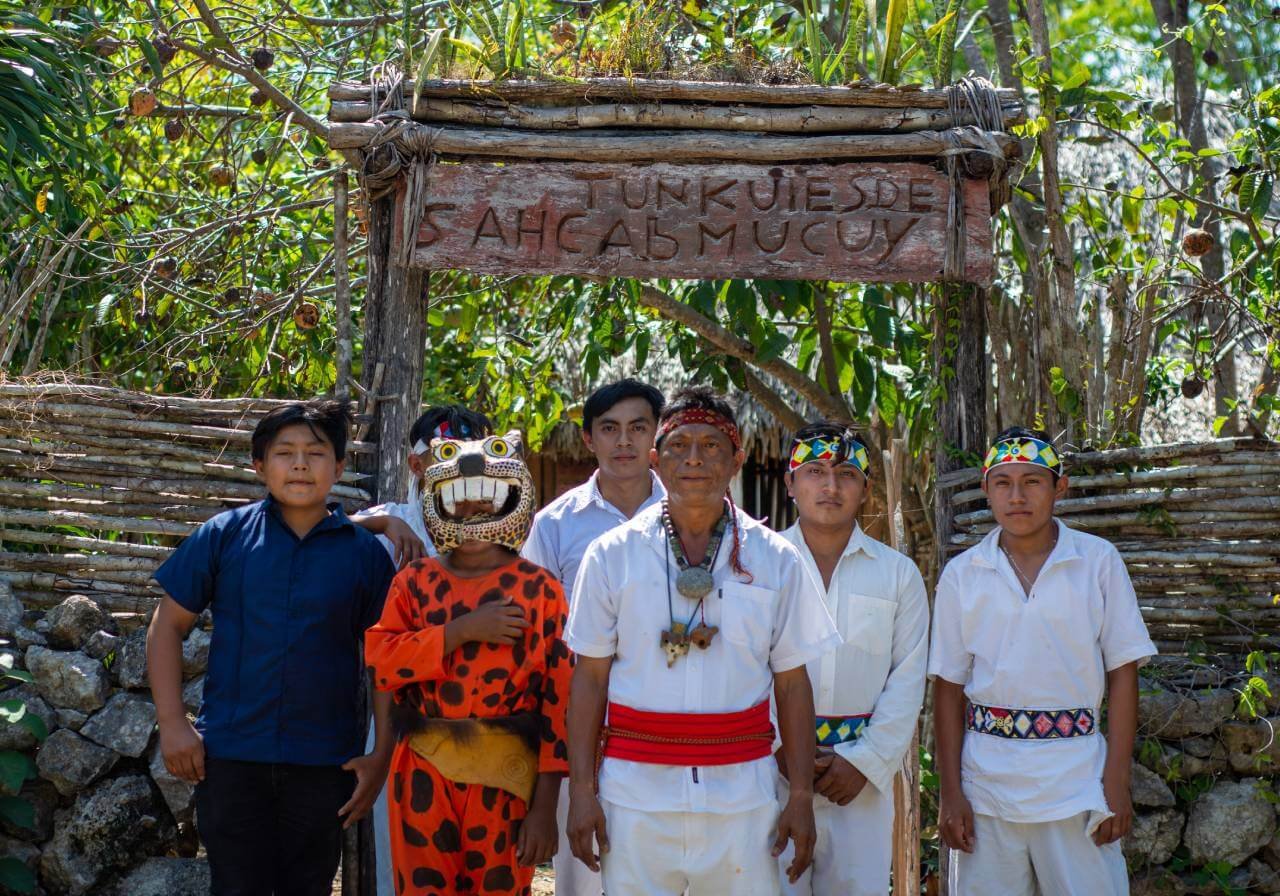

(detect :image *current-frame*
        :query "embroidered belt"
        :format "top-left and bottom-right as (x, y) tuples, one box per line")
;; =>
(601, 700), (775, 767)
(966, 702), (1096, 740)
(816, 713), (871, 746)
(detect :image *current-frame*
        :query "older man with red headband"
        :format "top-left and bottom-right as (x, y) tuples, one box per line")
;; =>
(930, 426), (1155, 895)
(564, 387), (840, 895)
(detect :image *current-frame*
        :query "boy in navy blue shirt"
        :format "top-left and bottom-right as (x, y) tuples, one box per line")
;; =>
(148, 399), (397, 896)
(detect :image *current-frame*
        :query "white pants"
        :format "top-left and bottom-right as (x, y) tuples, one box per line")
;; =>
(775, 778), (894, 896)
(950, 813), (1128, 896)
(555, 778), (603, 896)
(367, 725), (394, 896)
(600, 799), (780, 895)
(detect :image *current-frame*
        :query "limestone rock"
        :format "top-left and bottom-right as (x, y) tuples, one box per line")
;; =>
(45, 596), (111, 651)
(1139, 741), (1228, 781)
(111, 856), (210, 896)
(1130, 760), (1175, 808)
(1226, 717), (1280, 774)
(113, 628), (148, 690)
(1221, 718), (1270, 755)
(1251, 859), (1280, 895)
(81, 631), (119, 662)
(1185, 778), (1277, 866)
(1263, 829), (1280, 867)
(81, 693), (156, 758)
(1123, 808), (1184, 866)
(148, 741), (194, 821)
(0, 779), (57, 841)
(13, 626), (47, 649)
(39, 774), (176, 895)
(54, 709), (86, 732)
(1181, 736), (1216, 759)
(0, 686), (55, 752)
(1138, 685), (1236, 738)
(181, 628), (211, 679)
(181, 675), (204, 714)
(35, 728), (118, 796)
(25, 647), (109, 712)
(0, 581), (22, 637)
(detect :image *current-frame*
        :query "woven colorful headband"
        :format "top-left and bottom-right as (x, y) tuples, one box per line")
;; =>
(788, 435), (871, 477)
(411, 419), (474, 455)
(656, 407), (741, 452)
(982, 436), (1063, 478)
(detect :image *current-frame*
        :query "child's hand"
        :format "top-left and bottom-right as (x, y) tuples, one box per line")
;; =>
(516, 799), (558, 866)
(459, 596), (530, 646)
(939, 788), (976, 852)
(339, 750), (393, 829)
(382, 517), (428, 569)
(1094, 766), (1133, 845)
(159, 716), (206, 783)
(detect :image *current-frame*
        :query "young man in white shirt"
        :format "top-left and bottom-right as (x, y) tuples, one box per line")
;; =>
(930, 427), (1156, 895)
(521, 378), (665, 896)
(774, 422), (928, 896)
(565, 387), (841, 896)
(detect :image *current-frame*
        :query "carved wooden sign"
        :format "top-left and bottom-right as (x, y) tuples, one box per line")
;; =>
(395, 161), (992, 283)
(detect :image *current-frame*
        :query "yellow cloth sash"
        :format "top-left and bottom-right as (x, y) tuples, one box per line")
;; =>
(407, 720), (538, 802)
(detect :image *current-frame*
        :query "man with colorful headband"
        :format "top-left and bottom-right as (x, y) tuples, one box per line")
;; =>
(365, 430), (571, 895)
(565, 387), (840, 895)
(774, 421), (928, 896)
(929, 426), (1155, 895)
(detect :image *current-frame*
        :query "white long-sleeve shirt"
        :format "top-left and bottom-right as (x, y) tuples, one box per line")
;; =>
(781, 523), (930, 794)
(568, 504), (842, 815)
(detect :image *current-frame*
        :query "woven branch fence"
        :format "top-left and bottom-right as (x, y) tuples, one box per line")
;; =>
(943, 437), (1280, 654)
(0, 378), (375, 623)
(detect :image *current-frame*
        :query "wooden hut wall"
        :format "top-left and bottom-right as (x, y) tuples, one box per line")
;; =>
(0, 380), (375, 624)
(945, 437), (1280, 654)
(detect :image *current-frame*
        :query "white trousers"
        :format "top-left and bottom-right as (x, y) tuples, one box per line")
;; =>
(775, 778), (894, 896)
(367, 725), (394, 896)
(600, 799), (781, 896)
(950, 813), (1128, 896)
(555, 777), (603, 896)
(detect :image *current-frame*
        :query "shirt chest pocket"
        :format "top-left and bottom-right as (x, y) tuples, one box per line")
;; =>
(840, 594), (896, 656)
(717, 583), (775, 652)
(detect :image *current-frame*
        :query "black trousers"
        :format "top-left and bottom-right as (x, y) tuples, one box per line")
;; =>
(195, 757), (355, 896)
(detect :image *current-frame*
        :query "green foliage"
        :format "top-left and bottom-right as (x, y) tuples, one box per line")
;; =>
(0, 650), (42, 894)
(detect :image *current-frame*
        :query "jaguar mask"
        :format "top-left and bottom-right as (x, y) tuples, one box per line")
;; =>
(421, 430), (536, 552)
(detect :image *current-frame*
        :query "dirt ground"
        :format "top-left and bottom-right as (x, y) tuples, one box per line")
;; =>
(330, 866), (555, 894)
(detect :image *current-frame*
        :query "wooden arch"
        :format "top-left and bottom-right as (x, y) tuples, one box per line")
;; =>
(326, 73), (1021, 896)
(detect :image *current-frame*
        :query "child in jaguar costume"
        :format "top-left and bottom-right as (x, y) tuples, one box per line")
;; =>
(365, 431), (571, 896)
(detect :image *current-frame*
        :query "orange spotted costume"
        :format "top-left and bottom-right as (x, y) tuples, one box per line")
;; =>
(366, 557), (571, 896)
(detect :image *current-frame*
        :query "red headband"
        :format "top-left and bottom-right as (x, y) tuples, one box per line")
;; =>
(656, 408), (741, 452)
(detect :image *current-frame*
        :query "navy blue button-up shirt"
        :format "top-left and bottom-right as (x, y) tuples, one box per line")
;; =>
(154, 497), (396, 766)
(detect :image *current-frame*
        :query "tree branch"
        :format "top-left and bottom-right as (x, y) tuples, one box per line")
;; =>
(636, 283), (849, 420)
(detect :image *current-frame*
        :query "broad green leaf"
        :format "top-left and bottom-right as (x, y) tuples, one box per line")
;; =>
(0, 857), (35, 894)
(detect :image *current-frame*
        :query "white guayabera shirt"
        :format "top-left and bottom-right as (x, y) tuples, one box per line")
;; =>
(521, 470), (665, 599)
(928, 520), (1157, 828)
(568, 503), (842, 815)
(781, 523), (930, 794)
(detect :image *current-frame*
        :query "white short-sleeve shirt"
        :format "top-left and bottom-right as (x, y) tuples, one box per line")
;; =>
(927, 520), (1156, 825)
(781, 523), (929, 794)
(568, 503), (842, 815)
(521, 470), (664, 600)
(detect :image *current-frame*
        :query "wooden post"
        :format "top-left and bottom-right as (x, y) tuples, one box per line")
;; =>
(931, 283), (988, 896)
(886, 441), (921, 896)
(334, 170), (353, 403)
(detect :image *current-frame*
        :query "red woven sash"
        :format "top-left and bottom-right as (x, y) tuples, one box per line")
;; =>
(601, 700), (775, 766)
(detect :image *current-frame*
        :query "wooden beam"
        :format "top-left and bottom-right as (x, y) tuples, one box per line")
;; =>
(328, 77), (1023, 112)
(327, 122), (1021, 164)
(328, 96), (1026, 132)
(392, 160), (994, 285)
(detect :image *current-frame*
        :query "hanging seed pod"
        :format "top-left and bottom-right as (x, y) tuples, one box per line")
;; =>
(92, 37), (122, 58)
(251, 148), (268, 165)
(152, 257), (177, 280)
(223, 287), (242, 303)
(154, 38), (177, 67)
(1181, 376), (1206, 399)
(209, 164), (235, 188)
(313, 156), (332, 170)
(253, 288), (276, 306)
(293, 302), (320, 330)
(129, 87), (158, 117)
(110, 115), (128, 130)
(251, 47), (275, 71)
(1202, 48), (1219, 66)
(551, 21), (577, 47)
(1182, 228), (1215, 257)
(163, 119), (185, 142)
(249, 88), (269, 107)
